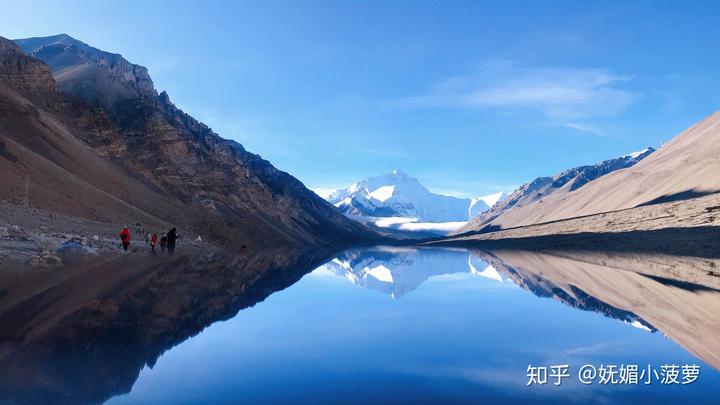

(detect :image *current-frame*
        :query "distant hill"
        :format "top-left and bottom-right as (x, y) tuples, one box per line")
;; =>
(457, 110), (720, 234)
(454, 147), (655, 234)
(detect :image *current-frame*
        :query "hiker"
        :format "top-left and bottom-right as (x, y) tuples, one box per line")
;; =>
(167, 227), (178, 255)
(145, 232), (150, 245)
(150, 233), (158, 254)
(119, 226), (131, 252)
(160, 234), (168, 253)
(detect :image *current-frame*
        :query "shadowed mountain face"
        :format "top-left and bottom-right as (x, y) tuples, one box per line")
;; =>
(1, 34), (374, 248)
(0, 248), (334, 404)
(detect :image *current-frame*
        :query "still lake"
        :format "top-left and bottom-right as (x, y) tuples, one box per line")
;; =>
(103, 247), (720, 403)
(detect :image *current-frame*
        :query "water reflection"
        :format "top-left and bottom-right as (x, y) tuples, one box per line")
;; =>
(0, 248), (334, 404)
(323, 247), (720, 370)
(0, 246), (719, 403)
(323, 246), (505, 298)
(472, 249), (720, 371)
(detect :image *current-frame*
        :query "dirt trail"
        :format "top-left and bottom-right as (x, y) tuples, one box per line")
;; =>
(0, 202), (207, 270)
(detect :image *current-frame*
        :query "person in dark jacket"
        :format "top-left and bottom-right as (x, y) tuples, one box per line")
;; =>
(119, 226), (131, 251)
(160, 234), (168, 253)
(167, 227), (178, 255)
(150, 233), (158, 254)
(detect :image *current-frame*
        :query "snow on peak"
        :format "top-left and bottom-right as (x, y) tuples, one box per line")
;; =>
(620, 147), (655, 160)
(477, 191), (507, 207)
(321, 170), (506, 224)
(324, 170), (474, 222)
(369, 185), (396, 202)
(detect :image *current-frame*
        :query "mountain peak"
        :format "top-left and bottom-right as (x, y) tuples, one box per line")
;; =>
(14, 34), (157, 112)
(14, 33), (89, 55)
(324, 170), (494, 223)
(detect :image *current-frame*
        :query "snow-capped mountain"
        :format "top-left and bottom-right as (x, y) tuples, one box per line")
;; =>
(324, 170), (505, 223)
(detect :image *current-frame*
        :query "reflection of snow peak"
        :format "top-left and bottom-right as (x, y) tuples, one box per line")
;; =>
(627, 320), (653, 332)
(468, 256), (503, 282)
(320, 249), (506, 298)
(366, 264), (394, 283)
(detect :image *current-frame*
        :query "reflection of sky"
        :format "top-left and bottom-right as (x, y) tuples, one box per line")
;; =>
(108, 249), (720, 403)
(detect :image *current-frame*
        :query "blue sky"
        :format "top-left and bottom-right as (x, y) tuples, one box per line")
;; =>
(2, 0), (720, 197)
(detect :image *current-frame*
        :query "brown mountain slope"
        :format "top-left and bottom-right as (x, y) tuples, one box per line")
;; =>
(0, 35), (375, 248)
(1, 37), (181, 225)
(460, 111), (720, 232)
(454, 147), (654, 235)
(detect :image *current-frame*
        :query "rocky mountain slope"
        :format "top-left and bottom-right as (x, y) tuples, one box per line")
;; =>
(454, 148), (654, 234)
(457, 111), (720, 234)
(325, 170), (504, 222)
(1, 34), (374, 249)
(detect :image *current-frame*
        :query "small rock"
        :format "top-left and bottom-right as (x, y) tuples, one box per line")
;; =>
(93, 235), (99, 241)
(56, 241), (98, 264)
(29, 250), (62, 268)
(0, 227), (8, 237)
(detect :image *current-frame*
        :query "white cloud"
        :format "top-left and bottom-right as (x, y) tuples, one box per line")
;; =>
(564, 122), (605, 136)
(397, 60), (637, 120)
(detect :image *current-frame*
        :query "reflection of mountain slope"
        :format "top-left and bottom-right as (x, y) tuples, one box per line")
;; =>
(323, 247), (503, 297)
(473, 249), (720, 370)
(0, 248), (332, 404)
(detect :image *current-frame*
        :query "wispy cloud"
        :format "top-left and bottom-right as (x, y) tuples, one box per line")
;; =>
(564, 122), (605, 136)
(396, 60), (637, 121)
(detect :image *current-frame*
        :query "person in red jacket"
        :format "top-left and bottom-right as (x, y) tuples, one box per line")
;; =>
(150, 233), (158, 254)
(119, 226), (131, 252)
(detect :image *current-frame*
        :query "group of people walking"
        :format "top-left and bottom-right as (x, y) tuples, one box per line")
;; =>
(119, 225), (178, 255)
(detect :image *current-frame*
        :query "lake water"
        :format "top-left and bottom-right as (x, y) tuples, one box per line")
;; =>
(1, 247), (719, 403)
(105, 247), (720, 403)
